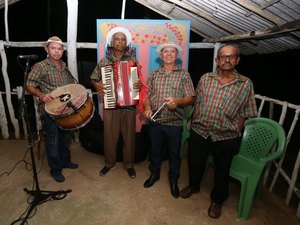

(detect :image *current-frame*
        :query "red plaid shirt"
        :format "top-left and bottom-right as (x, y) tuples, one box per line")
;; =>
(192, 71), (257, 141)
(26, 58), (75, 94)
(146, 64), (195, 126)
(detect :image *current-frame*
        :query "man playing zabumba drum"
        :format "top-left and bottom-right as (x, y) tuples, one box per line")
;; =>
(26, 36), (79, 183)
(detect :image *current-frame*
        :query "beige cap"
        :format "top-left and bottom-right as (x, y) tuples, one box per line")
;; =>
(156, 42), (182, 55)
(44, 36), (66, 47)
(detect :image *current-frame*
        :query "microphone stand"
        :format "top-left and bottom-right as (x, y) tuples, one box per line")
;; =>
(12, 58), (71, 225)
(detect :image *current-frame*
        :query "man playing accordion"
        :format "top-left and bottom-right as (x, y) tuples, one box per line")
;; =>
(90, 27), (143, 179)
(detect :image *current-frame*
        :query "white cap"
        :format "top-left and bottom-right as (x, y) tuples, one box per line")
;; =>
(44, 36), (66, 47)
(156, 42), (182, 55)
(106, 27), (132, 47)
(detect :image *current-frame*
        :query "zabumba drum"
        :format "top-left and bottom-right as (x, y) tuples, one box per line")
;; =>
(44, 84), (94, 130)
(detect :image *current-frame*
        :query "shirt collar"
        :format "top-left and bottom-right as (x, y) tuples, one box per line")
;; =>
(210, 69), (245, 82)
(158, 64), (181, 73)
(46, 58), (66, 70)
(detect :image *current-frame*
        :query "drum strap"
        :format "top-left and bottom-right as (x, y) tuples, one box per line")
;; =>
(43, 59), (79, 87)
(65, 68), (79, 84)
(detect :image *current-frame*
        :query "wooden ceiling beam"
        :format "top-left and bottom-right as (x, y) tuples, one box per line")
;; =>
(135, 0), (259, 45)
(0, 0), (21, 9)
(166, 0), (240, 34)
(245, 0), (281, 17)
(233, 0), (300, 38)
(162, 0), (259, 45)
(134, 0), (211, 39)
(203, 24), (300, 43)
(232, 0), (285, 26)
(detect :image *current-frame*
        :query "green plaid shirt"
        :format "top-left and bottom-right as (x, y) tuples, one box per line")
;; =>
(146, 64), (195, 126)
(191, 71), (257, 141)
(26, 58), (75, 93)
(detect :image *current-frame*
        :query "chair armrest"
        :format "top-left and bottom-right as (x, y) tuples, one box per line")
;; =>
(259, 150), (284, 164)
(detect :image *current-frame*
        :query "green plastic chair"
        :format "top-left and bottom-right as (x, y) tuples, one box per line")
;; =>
(202, 117), (286, 220)
(180, 106), (194, 156)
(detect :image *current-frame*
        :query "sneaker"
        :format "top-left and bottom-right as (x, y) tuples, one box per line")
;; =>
(52, 173), (65, 182)
(99, 166), (115, 176)
(127, 168), (136, 179)
(64, 162), (79, 169)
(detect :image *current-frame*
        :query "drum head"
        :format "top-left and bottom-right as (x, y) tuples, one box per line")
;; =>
(44, 84), (87, 117)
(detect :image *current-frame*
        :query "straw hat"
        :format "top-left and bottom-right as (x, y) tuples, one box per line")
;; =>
(106, 27), (132, 47)
(156, 42), (182, 55)
(44, 36), (66, 48)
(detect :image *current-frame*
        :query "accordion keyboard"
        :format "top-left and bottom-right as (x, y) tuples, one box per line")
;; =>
(101, 65), (116, 109)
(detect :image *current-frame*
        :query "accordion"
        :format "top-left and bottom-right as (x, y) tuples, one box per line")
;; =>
(101, 61), (139, 109)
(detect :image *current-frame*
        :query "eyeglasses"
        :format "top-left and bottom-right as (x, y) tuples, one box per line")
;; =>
(218, 54), (239, 61)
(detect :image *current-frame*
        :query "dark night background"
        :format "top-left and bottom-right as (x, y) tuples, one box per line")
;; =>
(0, 0), (299, 105)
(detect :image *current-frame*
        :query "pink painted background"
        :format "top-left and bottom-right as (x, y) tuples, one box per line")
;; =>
(96, 19), (190, 131)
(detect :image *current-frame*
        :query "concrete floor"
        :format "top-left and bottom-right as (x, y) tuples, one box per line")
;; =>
(1, 139), (299, 225)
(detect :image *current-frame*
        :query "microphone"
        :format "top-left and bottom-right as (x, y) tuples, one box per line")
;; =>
(18, 54), (38, 60)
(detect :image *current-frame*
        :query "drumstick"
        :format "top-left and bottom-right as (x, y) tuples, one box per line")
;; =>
(152, 110), (183, 123)
(150, 102), (167, 122)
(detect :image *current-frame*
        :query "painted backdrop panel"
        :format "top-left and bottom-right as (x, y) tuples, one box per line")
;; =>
(96, 19), (190, 131)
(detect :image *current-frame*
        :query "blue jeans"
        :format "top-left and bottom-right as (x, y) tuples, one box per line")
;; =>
(42, 114), (72, 176)
(148, 122), (182, 183)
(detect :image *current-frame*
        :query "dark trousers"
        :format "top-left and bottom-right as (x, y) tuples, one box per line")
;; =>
(42, 114), (72, 176)
(148, 122), (182, 183)
(187, 129), (240, 204)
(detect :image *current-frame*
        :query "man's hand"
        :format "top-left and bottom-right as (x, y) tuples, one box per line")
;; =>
(39, 93), (54, 103)
(165, 97), (179, 109)
(133, 79), (142, 90)
(143, 108), (153, 119)
(93, 81), (106, 96)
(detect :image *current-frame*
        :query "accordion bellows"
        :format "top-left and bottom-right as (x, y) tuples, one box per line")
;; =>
(101, 61), (139, 109)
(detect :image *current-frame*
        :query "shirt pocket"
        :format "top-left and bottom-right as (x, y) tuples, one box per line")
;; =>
(221, 96), (243, 119)
(170, 84), (179, 96)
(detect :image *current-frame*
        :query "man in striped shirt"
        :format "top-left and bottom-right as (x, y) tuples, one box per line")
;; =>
(143, 42), (195, 198)
(180, 44), (257, 218)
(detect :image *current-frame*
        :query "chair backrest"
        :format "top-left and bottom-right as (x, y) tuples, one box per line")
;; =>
(180, 106), (194, 156)
(239, 117), (286, 163)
